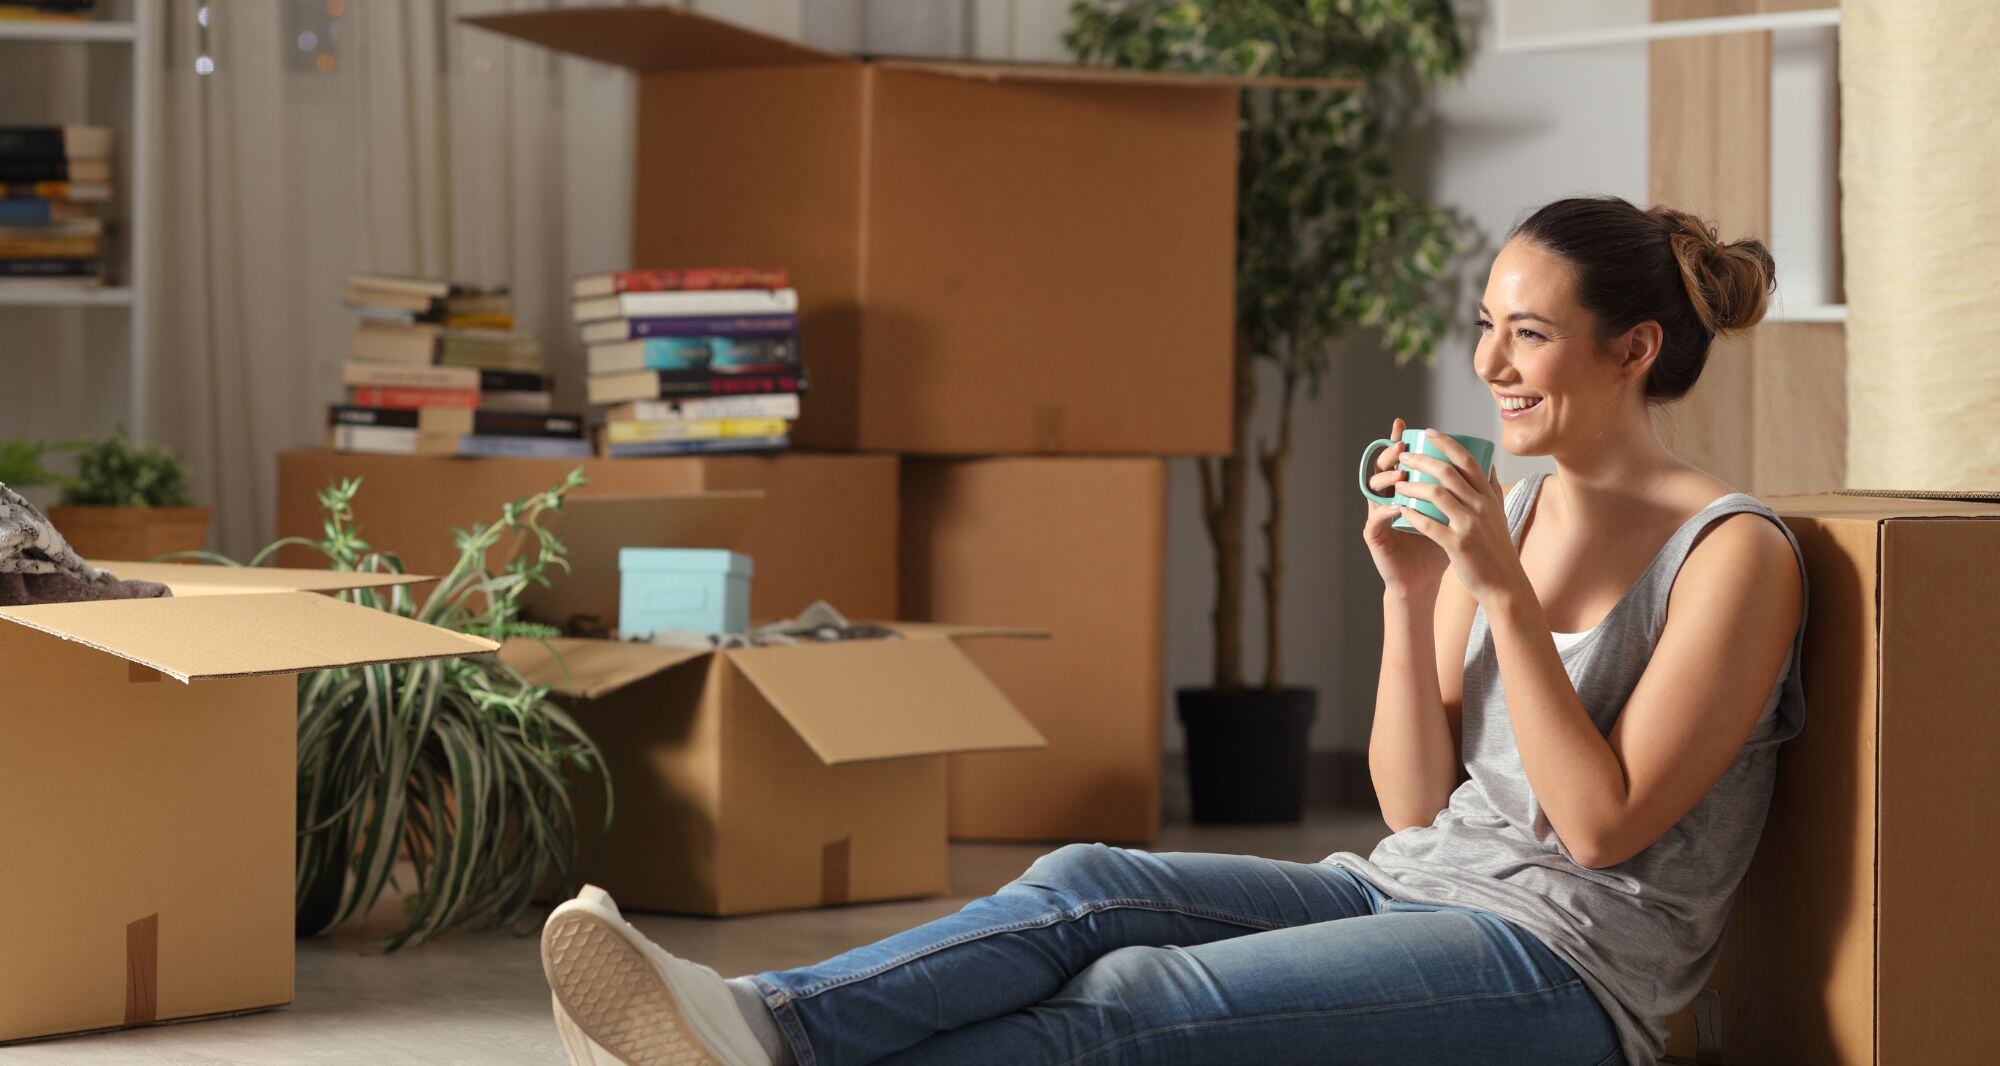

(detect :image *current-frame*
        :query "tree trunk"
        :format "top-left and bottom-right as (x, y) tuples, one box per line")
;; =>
(1258, 368), (1300, 691)
(1200, 323), (1257, 691)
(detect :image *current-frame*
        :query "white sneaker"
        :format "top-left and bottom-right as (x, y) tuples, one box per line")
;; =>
(541, 885), (771, 1066)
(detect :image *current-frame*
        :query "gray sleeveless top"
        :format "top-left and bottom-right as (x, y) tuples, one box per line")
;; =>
(1326, 472), (1809, 1066)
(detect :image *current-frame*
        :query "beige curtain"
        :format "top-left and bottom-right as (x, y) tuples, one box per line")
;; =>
(143, 0), (636, 557)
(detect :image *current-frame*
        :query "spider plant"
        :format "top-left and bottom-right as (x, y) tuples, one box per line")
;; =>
(187, 470), (608, 950)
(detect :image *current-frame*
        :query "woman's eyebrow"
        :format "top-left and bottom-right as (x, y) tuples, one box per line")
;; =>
(1477, 302), (1557, 326)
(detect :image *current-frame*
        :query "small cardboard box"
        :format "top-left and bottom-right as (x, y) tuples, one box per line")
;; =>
(275, 449), (898, 627)
(462, 6), (1347, 457)
(900, 457), (1165, 843)
(494, 491), (1047, 914)
(1659, 490), (2000, 1065)
(0, 562), (497, 1044)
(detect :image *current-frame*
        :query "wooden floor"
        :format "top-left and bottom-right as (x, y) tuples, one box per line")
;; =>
(11, 812), (1387, 1064)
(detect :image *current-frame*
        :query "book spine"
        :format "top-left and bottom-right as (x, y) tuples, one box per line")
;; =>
(607, 417), (790, 444)
(478, 369), (553, 393)
(0, 127), (66, 160)
(1, 181), (102, 201)
(588, 267), (790, 294)
(0, 258), (99, 278)
(609, 288), (797, 318)
(0, 160), (76, 181)
(328, 405), (421, 429)
(348, 386), (479, 410)
(654, 371), (809, 399)
(329, 424), (419, 455)
(607, 435), (790, 458)
(625, 314), (797, 338)
(0, 234), (97, 258)
(341, 363), (479, 390)
(612, 393), (801, 422)
(471, 411), (586, 439)
(456, 435), (594, 459)
(0, 199), (68, 223)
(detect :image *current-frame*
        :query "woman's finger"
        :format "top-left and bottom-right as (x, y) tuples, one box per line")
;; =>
(1398, 481), (1469, 529)
(1399, 453), (1476, 505)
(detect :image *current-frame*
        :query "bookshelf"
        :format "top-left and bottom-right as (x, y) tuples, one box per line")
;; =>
(0, 0), (156, 439)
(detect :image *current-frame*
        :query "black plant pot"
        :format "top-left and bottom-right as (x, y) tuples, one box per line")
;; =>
(1178, 687), (1317, 824)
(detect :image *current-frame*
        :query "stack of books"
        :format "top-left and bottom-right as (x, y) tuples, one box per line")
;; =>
(0, 124), (111, 291)
(574, 267), (805, 458)
(0, 1), (97, 24)
(331, 273), (590, 458)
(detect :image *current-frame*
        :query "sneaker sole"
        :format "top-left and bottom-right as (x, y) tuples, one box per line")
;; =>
(543, 907), (720, 1066)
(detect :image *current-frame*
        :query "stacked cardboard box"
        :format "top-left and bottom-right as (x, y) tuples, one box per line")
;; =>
(333, 273), (590, 458)
(462, 5), (1339, 844)
(574, 267), (804, 457)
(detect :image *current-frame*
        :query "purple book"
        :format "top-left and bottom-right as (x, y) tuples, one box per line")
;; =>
(582, 313), (797, 344)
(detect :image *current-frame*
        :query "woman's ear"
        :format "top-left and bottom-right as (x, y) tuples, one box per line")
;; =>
(1615, 321), (1664, 385)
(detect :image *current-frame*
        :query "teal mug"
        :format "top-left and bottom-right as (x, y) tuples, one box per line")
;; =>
(1358, 429), (1497, 533)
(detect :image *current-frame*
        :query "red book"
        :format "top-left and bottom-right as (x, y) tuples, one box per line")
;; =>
(571, 267), (790, 299)
(349, 386), (479, 410)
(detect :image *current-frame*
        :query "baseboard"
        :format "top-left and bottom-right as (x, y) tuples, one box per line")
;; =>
(1160, 749), (1376, 822)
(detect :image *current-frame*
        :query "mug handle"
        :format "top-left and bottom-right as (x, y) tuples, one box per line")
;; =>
(1358, 438), (1399, 506)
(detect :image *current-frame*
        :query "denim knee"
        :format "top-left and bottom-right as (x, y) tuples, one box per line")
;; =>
(1007, 842), (1131, 906)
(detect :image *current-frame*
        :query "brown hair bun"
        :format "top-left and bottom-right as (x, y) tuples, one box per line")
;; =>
(1648, 206), (1777, 334)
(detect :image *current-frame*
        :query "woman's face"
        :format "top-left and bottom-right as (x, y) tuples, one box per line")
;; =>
(1473, 238), (1641, 457)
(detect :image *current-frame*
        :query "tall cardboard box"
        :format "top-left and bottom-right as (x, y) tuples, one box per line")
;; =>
(0, 563), (495, 1044)
(901, 457), (1165, 843)
(462, 6), (1346, 456)
(1658, 491), (2000, 1065)
(275, 450), (898, 626)
(495, 491), (1047, 914)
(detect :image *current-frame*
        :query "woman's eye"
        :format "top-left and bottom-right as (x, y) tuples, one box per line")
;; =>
(1517, 328), (1546, 342)
(1474, 318), (1493, 333)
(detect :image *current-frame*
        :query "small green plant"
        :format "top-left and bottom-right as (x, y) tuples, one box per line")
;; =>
(58, 426), (194, 507)
(0, 438), (61, 489)
(190, 469), (609, 950)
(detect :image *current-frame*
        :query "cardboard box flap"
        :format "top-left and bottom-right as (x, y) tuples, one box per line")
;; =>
(872, 57), (1358, 92)
(879, 621), (1052, 641)
(1770, 492), (2000, 520)
(723, 638), (1047, 765)
(461, 6), (848, 72)
(1835, 487), (2000, 502)
(524, 492), (764, 630)
(89, 561), (434, 597)
(0, 591), (497, 683)
(498, 636), (712, 700)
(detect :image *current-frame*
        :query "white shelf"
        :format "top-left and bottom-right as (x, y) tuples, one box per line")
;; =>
(0, 20), (135, 44)
(0, 284), (134, 307)
(1498, 9), (1839, 54)
(1769, 303), (1846, 324)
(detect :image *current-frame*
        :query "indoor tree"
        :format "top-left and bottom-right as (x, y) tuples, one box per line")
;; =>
(1067, 0), (1470, 694)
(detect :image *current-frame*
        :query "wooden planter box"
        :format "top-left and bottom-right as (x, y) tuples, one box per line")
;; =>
(47, 506), (210, 562)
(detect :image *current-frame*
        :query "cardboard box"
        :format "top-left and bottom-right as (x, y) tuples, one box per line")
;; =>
(463, 6), (1346, 457)
(0, 562), (496, 1044)
(275, 449), (898, 627)
(901, 457), (1165, 843)
(496, 491), (1048, 915)
(1659, 490), (2000, 1065)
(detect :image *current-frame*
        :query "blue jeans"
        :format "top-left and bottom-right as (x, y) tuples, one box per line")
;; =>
(748, 844), (1622, 1066)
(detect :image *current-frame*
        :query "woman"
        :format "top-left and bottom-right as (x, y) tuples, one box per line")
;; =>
(535, 195), (1809, 1066)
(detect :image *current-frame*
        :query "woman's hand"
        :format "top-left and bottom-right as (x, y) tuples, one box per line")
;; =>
(1362, 417), (1450, 597)
(1392, 429), (1530, 605)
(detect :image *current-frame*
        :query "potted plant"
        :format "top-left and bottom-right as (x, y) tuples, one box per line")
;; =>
(193, 471), (610, 948)
(1066, 1), (1470, 822)
(37, 427), (210, 561)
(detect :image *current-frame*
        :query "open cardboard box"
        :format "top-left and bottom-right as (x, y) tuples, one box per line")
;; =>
(462, 6), (1352, 456)
(0, 562), (497, 1044)
(1659, 488), (2000, 1065)
(497, 493), (1049, 914)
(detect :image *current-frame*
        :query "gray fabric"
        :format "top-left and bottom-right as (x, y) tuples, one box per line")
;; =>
(725, 976), (792, 1066)
(0, 483), (172, 604)
(1326, 471), (1808, 1066)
